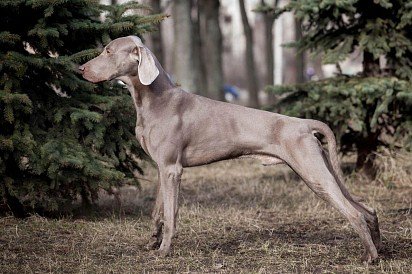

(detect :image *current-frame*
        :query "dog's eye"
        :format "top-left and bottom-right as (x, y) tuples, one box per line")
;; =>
(106, 48), (111, 54)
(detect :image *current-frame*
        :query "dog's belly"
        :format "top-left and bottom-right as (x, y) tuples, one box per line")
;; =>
(181, 139), (284, 167)
(181, 142), (246, 167)
(238, 154), (284, 166)
(182, 148), (284, 167)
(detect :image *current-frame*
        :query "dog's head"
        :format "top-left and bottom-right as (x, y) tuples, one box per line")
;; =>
(79, 36), (159, 85)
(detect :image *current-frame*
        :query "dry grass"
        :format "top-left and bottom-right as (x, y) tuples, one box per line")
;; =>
(374, 148), (412, 187)
(1, 157), (411, 273)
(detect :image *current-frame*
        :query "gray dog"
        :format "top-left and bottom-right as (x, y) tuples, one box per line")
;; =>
(79, 36), (382, 263)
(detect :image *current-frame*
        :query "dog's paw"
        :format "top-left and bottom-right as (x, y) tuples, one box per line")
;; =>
(145, 237), (161, 250)
(374, 239), (383, 253)
(361, 251), (379, 265)
(153, 247), (170, 258)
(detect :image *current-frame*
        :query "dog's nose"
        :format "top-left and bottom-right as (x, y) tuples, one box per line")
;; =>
(78, 65), (85, 72)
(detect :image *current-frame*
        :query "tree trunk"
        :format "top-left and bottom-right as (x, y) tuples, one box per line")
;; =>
(312, 54), (324, 79)
(261, 0), (275, 105)
(149, 0), (164, 65)
(193, 0), (208, 96)
(173, 0), (197, 92)
(355, 139), (378, 179)
(202, 0), (224, 101)
(239, 0), (259, 108)
(363, 51), (380, 77)
(295, 18), (305, 83)
(5, 185), (28, 218)
(355, 106), (380, 178)
(80, 187), (92, 209)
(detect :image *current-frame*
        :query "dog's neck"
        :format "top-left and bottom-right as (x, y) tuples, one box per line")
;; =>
(119, 64), (175, 129)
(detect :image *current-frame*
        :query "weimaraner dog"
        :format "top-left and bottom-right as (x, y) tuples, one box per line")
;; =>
(79, 36), (382, 263)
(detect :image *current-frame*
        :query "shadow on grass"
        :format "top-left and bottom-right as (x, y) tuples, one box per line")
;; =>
(68, 199), (153, 221)
(182, 221), (412, 263)
(379, 238), (412, 260)
(193, 223), (351, 252)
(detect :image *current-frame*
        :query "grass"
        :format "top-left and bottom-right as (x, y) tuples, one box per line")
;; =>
(1, 158), (411, 273)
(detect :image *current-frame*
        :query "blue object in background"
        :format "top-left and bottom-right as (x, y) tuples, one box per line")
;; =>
(223, 84), (239, 100)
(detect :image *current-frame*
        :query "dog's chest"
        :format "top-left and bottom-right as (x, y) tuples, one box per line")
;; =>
(135, 126), (150, 156)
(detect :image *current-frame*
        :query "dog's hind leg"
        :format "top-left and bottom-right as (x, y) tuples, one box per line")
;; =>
(309, 119), (382, 251)
(284, 133), (378, 263)
(320, 149), (382, 252)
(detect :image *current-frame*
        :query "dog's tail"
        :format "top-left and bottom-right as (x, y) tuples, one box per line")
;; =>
(306, 119), (375, 213)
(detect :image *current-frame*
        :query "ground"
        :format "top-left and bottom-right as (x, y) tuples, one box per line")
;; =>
(0, 159), (411, 273)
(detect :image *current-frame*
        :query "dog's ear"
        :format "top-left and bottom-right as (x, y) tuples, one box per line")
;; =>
(131, 45), (159, 86)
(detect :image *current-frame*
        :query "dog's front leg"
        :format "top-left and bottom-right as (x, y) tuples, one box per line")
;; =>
(146, 170), (164, 250)
(156, 164), (182, 257)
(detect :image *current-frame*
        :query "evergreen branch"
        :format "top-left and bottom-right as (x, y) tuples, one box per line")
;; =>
(0, 32), (20, 45)
(69, 49), (100, 63)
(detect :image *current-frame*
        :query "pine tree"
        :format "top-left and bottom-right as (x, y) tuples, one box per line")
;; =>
(263, 0), (412, 177)
(0, 0), (165, 216)
(265, 0), (412, 80)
